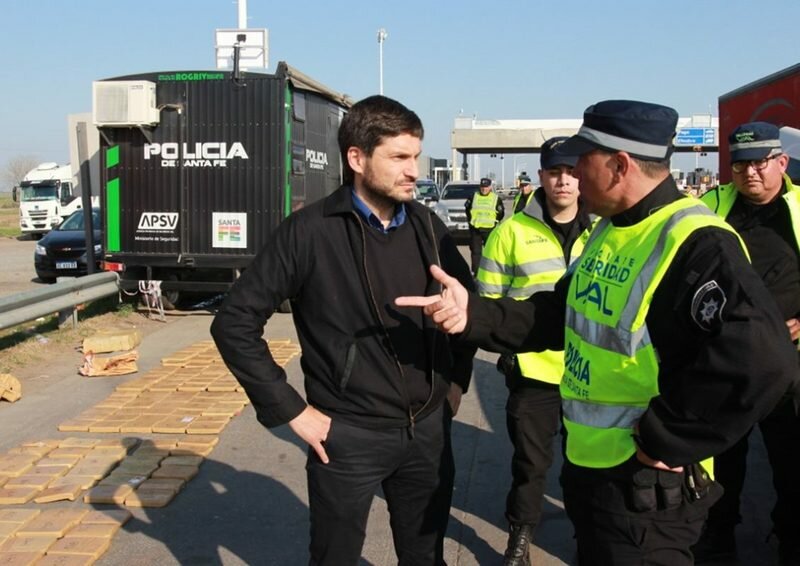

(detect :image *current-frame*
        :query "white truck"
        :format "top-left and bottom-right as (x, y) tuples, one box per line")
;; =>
(13, 162), (90, 237)
(10, 113), (101, 238)
(12, 162), (100, 237)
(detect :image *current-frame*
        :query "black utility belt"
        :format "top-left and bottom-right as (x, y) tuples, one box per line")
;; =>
(630, 463), (713, 513)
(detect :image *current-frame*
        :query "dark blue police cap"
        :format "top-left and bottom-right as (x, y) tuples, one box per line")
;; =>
(541, 136), (578, 169)
(557, 100), (679, 162)
(729, 121), (782, 163)
(518, 174), (532, 185)
(479, 177), (492, 187)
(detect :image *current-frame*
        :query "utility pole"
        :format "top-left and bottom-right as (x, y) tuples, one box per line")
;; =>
(238, 0), (247, 27)
(377, 28), (388, 95)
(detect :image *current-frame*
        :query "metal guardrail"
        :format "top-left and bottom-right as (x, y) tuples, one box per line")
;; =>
(0, 272), (120, 331)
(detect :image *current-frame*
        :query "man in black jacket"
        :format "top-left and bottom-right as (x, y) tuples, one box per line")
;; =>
(211, 95), (475, 566)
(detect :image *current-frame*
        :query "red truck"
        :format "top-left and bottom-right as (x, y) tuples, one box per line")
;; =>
(718, 63), (800, 184)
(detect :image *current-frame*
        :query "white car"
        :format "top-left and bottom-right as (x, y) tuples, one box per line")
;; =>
(433, 181), (481, 238)
(414, 179), (440, 207)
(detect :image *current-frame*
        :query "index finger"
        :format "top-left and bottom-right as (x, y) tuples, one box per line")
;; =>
(395, 295), (441, 307)
(312, 441), (330, 464)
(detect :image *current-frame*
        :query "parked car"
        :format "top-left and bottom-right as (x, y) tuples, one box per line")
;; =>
(433, 180), (481, 239)
(414, 179), (440, 207)
(34, 208), (103, 283)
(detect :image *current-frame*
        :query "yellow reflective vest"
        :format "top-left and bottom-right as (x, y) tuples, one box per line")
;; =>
(478, 193), (591, 384)
(562, 198), (742, 469)
(701, 174), (800, 250)
(512, 189), (534, 213)
(469, 192), (500, 229)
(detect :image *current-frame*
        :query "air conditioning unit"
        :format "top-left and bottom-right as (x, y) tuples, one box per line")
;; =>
(92, 81), (160, 127)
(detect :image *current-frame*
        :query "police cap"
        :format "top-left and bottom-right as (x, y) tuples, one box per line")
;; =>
(729, 121), (782, 163)
(557, 99), (678, 162)
(541, 136), (578, 169)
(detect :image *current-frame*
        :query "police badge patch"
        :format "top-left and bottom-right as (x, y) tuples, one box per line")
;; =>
(691, 280), (727, 331)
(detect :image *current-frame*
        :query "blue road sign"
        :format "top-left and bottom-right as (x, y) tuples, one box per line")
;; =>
(675, 127), (716, 146)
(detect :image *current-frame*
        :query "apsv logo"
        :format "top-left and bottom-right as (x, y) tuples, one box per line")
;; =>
(138, 212), (179, 231)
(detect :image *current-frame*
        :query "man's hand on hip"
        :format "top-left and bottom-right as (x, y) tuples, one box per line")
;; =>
(289, 406), (332, 464)
(786, 317), (800, 341)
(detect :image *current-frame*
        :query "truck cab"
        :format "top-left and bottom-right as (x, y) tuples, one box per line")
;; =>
(13, 163), (83, 237)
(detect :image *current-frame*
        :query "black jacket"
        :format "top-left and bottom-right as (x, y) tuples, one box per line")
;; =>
(463, 177), (798, 468)
(211, 185), (476, 430)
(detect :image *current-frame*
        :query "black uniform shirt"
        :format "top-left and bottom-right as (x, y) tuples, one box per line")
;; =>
(464, 176), (798, 467)
(726, 189), (800, 320)
(532, 189), (592, 263)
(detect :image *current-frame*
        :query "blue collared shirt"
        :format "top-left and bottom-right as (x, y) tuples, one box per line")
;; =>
(351, 189), (407, 233)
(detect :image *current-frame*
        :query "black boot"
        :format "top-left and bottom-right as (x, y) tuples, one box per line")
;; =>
(503, 523), (534, 566)
(691, 524), (736, 564)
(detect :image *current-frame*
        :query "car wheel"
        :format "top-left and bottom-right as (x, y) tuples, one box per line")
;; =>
(160, 288), (181, 311)
(159, 274), (182, 311)
(36, 272), (56, 284)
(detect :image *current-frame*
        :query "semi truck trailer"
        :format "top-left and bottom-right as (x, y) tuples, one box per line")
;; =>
(93, 62), (352, 308)
(719, 63), (800, 184)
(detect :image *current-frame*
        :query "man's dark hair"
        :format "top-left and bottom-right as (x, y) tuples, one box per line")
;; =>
(338, 95), (424, 185)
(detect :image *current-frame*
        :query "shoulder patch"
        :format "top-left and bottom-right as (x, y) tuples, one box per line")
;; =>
(691, 280), (727, 331)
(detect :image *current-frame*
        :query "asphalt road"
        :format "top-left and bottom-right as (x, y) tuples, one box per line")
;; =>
(0, 235), (41, 297)
(0, 304), (781, 565)
(0, 228), (783, 565)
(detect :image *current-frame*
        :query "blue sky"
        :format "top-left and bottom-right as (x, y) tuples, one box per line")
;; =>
(2, 0), (799, 182)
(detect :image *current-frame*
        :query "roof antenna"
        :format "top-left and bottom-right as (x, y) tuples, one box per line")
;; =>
(232, 33), (246, 86)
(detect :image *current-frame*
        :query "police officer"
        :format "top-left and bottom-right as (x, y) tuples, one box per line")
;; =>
(477, 137), (592, 566)
(397, 100), (798, 566)
(465, 177), (505, 274)
(512, 174), (535, 214)
(695, 122), (800, 565)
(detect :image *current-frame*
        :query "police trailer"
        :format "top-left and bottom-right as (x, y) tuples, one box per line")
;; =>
(92, 62), (352, 307)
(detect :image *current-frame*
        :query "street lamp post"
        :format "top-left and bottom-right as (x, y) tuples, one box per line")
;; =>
(377, 28), (388, 95)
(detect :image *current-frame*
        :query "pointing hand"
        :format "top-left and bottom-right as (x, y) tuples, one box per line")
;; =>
(395, 265), (470, 334)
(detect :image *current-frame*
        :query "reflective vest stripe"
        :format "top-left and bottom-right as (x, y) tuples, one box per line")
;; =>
(479, 256), (567, 278)
(565, 309), (651, 358)
(480, 281), (557, 297)
(562, 198), (741, 468)
(565, 204), (718, 359)
(507, 282), (557, 298)
(562, 398), (646, 429)
(477, 203), (589, 384)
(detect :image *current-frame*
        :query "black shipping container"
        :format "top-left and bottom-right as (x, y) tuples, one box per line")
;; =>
(95, 62), (352, 304)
